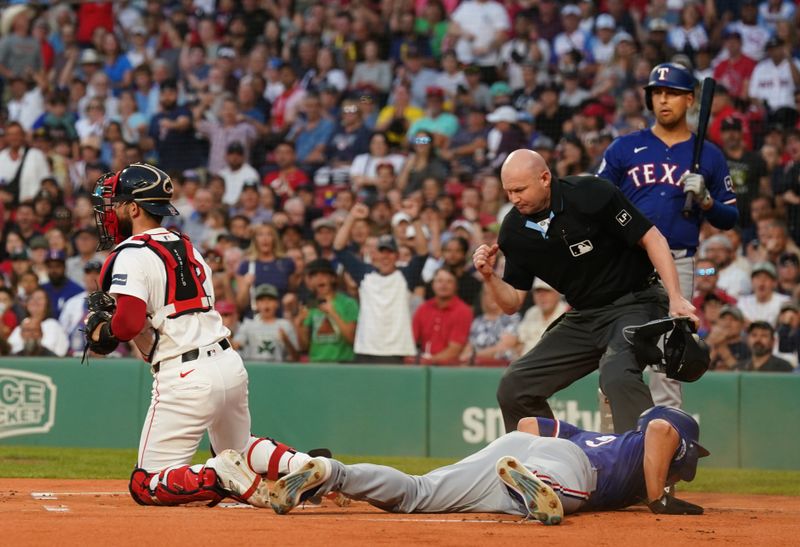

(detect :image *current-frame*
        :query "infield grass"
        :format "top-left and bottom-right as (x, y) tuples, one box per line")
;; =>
(0, 446), (798, 496)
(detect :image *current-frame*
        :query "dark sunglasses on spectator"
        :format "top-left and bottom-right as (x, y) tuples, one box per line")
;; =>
(342, 105), (359, 114)
(414, 136), (432, 145)
(696, 267), (716, 276)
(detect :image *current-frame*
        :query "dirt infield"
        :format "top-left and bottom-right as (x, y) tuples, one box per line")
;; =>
(2, 479), (799, 546)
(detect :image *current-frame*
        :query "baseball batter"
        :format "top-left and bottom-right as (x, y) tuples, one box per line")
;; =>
(269, 406), (708, 522)
(597, 63), (738, 408)
(85, 164), (315, 507)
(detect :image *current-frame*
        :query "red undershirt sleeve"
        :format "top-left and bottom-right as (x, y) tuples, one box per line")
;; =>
(111, 294), (147, 341)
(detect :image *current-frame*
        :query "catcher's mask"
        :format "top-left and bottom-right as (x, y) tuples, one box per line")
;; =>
(91, 163), (179, 251)
(637, 406), (710, 482)
(623, 317), (709, 383)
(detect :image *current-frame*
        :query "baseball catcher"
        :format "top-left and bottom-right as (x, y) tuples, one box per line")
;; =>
(85, 163), (324, 508)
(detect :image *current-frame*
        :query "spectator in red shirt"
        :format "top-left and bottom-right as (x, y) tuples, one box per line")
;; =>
(713, 30), (756, 101)
(76, 2), (113, 46)
(263, 141), (309, 199)
(413, 268), (473, 364)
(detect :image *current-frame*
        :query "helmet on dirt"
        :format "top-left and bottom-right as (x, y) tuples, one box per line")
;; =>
(637, 406), (710, 481)
(643, 63), (696, 110)
(623, 316), (710, 383)
(91, 163), (179, 250)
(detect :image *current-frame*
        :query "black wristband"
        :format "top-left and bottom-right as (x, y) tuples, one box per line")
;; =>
(99, 321), (119, 345)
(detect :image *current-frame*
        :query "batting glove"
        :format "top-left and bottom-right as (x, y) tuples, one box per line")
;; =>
(680, 173), (712, 209)
(648, 494), (704, 515)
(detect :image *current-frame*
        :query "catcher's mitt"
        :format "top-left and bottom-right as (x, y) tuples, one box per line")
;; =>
(87, 290), (116, 313)
(84, 310), (119, 356)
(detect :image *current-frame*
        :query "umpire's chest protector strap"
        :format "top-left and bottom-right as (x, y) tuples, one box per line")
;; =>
(100, 232), (212, 330)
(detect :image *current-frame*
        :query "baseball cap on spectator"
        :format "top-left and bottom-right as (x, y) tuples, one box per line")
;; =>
(765, 36), (784, 50)
(241, 180), (259, 191)
(160, 78), (178, 91)
(305, 258), (336, 276)
(45, 249), (67, 263)
(80, 48), (102, 65)
(10, 249), (28, 261)
(73, 226), (99, 239)
(377, 234), (398, 252)
(80, 136), (102, 151)
(83, 260), (103, 273)
(29, 235), (49, 250)
(719, 304), (744, 322)
(648, 18), (670, 32)
(490, 81), (512, 97)
(561, 4), (581, 17)
(404, 45), (422, 59)
(391, 211), (413, 228)
(721, 117), (742, 132)
(183, 169), (201, 182)
(533, 277), (556, 291)
(464, 64), (481, 76)
(312, 217), (336, 231)
(518, 111), (535, 124)
(722, 28), (742, 41)
(595, 14), (616, 30)
(531, 135), (556, 151)
(217, 46), (237, 59)
(426, 86), (445, 99)
(538, 81), (561, 95)
(487, 106), (519, 123)
(780, 301), (800, 314)
(226, 141), (245, 155)
(254, 284), (279, 300)
(613, 31), (635, 46)
(778, 253), (800, 267)
(751, 261), (777, 279)
(450, 220), (476, 236)
(215, 300), (237, 316)
(131, 25), (147, 36)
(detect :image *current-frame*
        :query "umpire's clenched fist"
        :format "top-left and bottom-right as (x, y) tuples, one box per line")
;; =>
(473, 244), (499, 279)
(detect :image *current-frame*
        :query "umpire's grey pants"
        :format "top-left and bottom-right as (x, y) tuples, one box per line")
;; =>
(497, 285), (668, 434)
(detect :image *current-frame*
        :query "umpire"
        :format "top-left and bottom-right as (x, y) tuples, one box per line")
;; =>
(473, 149), (697, 433)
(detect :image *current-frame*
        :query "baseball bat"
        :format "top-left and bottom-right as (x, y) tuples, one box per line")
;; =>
(682, 77), (716, 219)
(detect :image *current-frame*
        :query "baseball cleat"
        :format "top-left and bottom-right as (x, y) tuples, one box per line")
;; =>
(215, 449), (271, 508)
(270, 457), (332, 515)
(496, 456), (564, 525)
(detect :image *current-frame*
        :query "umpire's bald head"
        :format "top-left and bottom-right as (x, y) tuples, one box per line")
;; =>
(501, 149), (553, 215)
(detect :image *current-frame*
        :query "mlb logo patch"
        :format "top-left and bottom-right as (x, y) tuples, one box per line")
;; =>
(616, 209), (631, 226)
(569, 240), (594, 257)
(111, 274), (128, 286)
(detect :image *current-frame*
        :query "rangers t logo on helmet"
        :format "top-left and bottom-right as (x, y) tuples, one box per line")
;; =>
(643, 63), (696, 110)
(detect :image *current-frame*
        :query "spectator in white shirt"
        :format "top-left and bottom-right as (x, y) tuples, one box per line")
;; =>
(0, 122), (52, 203)
(448, 0), (510, 74)
(748, 37), (800, 114)
(219, 141), (261, 207)
(726, 0), (772, 61)
(6, 76), (44, 131)
(737, 261), (791, 327)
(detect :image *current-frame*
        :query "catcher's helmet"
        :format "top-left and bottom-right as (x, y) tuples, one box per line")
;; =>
(623, 316), (710, 383)
(637, 406), (710, 481)
(91, 163), (179, 250)
(643, 63), (696, 110)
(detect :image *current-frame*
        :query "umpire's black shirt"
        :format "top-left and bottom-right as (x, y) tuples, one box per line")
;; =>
(499, 176), (656, 310)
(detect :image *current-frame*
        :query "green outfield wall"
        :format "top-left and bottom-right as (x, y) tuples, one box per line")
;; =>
(0, 359), (798, 470)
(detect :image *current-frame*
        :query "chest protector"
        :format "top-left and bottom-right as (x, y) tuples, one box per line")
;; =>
(100, 231), (212, 331)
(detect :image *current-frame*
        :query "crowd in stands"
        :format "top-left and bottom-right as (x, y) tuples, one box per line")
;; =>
(0, 0), (799, 372)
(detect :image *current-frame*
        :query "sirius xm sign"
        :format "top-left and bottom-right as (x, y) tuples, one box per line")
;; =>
(0, 369), (57, 439)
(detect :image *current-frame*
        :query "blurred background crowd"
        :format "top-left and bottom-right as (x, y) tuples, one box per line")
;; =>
(0, 0), (799, 371)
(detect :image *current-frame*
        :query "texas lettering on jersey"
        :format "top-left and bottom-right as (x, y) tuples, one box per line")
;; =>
(625, 162), (686, 188)
(597, 128), (737, 251)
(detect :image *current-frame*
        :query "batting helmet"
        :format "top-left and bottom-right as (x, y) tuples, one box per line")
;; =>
(643, 63), (696, 110)
(622, 317), (710, 382)
(637, 406), (710, 481)
(91, 163), (179, 250)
